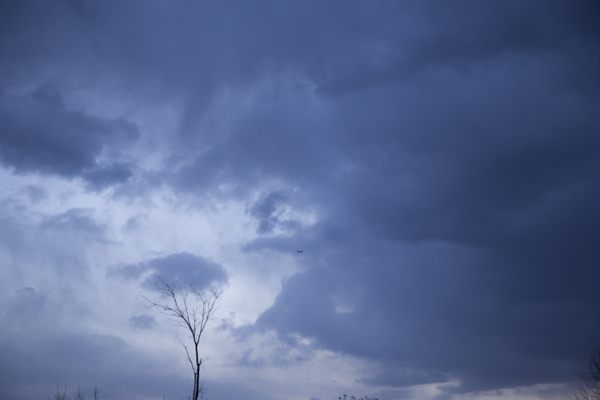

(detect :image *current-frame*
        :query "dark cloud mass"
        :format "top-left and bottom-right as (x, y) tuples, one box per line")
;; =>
(114, 252), (229, 290)
(1, 0), (600, 399)
(249, 190), (301, 235)
(0, 83), (139, 185)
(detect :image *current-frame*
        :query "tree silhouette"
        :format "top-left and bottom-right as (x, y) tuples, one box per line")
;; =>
(143, 275), (226, 400)
(339, 394), (378, 400)
(575, 350), (600, 400)
(48, 384), (98, 400)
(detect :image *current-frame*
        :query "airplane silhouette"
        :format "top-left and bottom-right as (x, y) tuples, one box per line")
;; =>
(297, 250), (303, 253)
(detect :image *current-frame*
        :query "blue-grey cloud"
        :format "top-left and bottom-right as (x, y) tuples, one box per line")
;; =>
(113, 252), (229, 290)
(20, 184), (47, 203)
(372, 388), (413, 400)
(0, 331), (196, 400)
(121, 214), (146, 232)
(0, 83), (138, 187)
(128, 314), (157, 331)
(41, 208), (106, 236)
(248, 190), (301, 235)
(7, 287), (48, 319)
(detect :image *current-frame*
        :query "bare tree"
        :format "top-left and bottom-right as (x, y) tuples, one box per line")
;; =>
(575, 350), (600, 400)
(143, 275), (226, 400)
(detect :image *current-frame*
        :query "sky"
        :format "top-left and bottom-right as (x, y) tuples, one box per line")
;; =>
(0, 1), (599, 400)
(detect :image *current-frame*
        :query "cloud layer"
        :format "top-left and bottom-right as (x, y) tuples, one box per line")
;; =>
(0, 1), (599, 399)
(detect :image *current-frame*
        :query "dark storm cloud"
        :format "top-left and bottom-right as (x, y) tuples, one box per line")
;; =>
(113, 252), (229, 290)
(359, 366), (449, 389)
(0, 83), (139, 186)
(164, 0), (600, 206)
(210, 1), (600, 396)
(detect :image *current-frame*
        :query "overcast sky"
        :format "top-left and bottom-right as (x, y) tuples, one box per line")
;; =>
(1, 1), (599, 400)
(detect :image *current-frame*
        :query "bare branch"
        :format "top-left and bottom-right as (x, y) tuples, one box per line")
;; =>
(574, 350), (600, 400)
(74, 385), (85, 400)
(49, 383), (69, 400)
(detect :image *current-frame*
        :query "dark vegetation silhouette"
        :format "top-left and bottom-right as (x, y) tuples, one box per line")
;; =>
(339, 394), (378, 400)
(143, 275), (226, 400)
(48, 384), (98, 400)
(575, 350), (600, 400)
